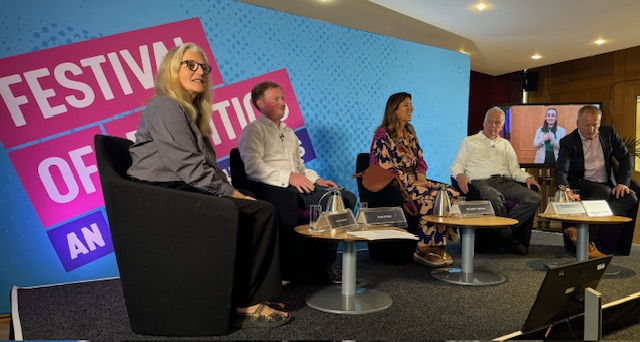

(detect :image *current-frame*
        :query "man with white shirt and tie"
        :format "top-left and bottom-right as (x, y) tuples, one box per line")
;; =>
(451, 106), (541, 255)
(555, 105), (637, 258)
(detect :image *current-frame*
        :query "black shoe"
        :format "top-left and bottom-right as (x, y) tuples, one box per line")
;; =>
(504, 236), (528, 255)
(313, 266), (342, 284)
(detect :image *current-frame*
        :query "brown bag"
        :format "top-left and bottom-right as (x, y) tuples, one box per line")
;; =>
(354, 163), (396, 192)
(352, 164), (419, 216)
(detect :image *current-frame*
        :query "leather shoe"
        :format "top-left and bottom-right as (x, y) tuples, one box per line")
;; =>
(504, 235), (528, 255)
(588, 243), (607, 259)
(564, 226), (577, 245)
(313, 266), (342, 284)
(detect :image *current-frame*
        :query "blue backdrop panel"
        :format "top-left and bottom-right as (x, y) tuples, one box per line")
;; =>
(0, 0), (469, 313)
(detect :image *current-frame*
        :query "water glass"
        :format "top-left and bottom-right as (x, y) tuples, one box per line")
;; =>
(309, 204), (323, 232)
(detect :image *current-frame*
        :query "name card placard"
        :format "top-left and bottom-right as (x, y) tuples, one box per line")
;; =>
(581, 200), (613, 217)
(322, 209), (357, 230)
(455, 200), (495, 217)
(355, 207), (408, 228)
(544, 202), (587, 216)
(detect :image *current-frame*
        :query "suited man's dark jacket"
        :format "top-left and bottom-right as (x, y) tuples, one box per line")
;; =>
(555, 125), (633, 188)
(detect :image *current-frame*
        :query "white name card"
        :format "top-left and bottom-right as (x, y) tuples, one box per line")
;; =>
(355, 207), (408, 228)
(455, 200), (495, 217)
(544, 202), (587, 215)
(581, 200), (613, 217)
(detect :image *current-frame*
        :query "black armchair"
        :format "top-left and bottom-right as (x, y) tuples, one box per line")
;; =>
(229, 148), (303, 279)
(95, 135), (238, 336)
(355, 153), (418, 264)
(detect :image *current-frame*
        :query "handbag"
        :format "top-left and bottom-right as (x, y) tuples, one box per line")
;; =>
(352, 164), (419, 216)
(354, 163), (395, 192)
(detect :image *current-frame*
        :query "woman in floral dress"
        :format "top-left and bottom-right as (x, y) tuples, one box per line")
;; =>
(369, 92), (459, 267)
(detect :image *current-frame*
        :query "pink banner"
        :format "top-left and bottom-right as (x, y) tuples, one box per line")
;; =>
(0, 18), (222, 148)
(8, 127), (104, 228)
(210, 68), (305, 157)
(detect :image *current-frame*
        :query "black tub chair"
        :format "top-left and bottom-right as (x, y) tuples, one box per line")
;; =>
(95, 135), (238, 336)
(354, 153), (419, 264)
(229, 147), (308, 280)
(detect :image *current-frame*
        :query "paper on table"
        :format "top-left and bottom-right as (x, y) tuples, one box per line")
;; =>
(347, 230), (419, 240)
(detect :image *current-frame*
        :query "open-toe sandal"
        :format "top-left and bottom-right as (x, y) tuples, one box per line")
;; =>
(413, 252), (446, 267)
(233, 303), (292, 328)
(441, 250), (454, 265)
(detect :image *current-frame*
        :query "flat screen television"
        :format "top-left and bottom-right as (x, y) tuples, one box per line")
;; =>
(519, 256), (612, 338)
(494, 102), (602, 167)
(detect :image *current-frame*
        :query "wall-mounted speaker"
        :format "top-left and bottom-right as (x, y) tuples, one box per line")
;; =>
(523, 71), (539, 92)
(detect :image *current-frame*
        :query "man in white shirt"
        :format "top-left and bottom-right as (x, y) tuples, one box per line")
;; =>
(451, 106), (541, 254)
(238, 81), (356, 284)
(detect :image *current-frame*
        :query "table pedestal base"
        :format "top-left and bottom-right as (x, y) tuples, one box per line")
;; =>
(430, 226), (506, 286)
(431, 267), (506, 286)
(305, 287), (392, 314)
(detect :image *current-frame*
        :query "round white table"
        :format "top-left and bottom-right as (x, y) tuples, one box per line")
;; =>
(423, 215), (518, 286)
(295, 224), (410, 314)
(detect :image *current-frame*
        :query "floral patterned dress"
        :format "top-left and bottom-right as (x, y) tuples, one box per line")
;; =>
(370, 127), (459, 253)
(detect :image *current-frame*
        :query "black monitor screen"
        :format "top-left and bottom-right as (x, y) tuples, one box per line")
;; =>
(495, 102), (602, 167)
(521, 256), (612, 335)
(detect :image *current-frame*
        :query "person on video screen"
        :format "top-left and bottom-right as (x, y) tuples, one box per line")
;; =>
(533, 108), (566, 164)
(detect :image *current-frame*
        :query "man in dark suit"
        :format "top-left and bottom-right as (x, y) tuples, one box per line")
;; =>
(555, 105), (637, 258)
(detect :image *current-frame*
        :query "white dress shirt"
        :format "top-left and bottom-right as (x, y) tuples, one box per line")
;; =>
(450, 131), (533, 183)
(237, 114), (320, 188)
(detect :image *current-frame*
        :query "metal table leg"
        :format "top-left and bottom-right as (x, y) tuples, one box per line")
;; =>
(305, 241), (393, 314)
(431, 226), (506, 286)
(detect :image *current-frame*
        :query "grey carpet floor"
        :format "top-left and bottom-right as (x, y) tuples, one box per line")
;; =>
(12, 230), (640, 340)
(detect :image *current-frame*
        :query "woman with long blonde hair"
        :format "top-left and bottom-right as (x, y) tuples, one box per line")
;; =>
(128, 43), (291, 328)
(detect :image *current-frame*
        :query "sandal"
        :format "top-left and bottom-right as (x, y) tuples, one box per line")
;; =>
(434, 248), (454, 265)
(234, 303), (292, 328)
(413, 252), (446, 267)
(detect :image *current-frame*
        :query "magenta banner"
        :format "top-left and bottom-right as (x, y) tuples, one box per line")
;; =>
(0, 18), (222, 148)
(9, 127), (104, 227)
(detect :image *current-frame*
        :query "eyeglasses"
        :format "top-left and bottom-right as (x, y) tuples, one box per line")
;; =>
(181, 60), (212, 75)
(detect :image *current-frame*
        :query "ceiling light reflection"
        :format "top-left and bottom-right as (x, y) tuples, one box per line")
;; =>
(475, 3), (488, 11)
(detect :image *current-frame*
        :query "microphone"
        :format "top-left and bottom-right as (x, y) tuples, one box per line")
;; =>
(491, 144), (495, 148)
(279, 133), (285, 141)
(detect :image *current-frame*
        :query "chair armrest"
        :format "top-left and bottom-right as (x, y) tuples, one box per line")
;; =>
(233, 177), (300, 228)
(103, 178), (239, 277)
